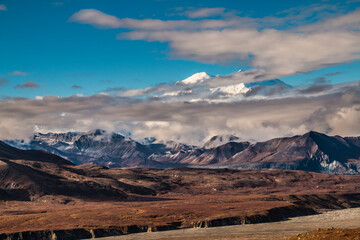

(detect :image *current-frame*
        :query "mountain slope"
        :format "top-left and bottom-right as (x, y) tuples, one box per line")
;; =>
(5, 131), (360, 174)
(10, 130), (165, 168)
(177, 72), (211, 85)
(227, 131), (360, 173)
(180, 142), (250, 165)
(0, 141), (161, 202)
(0, 141), (72, 165)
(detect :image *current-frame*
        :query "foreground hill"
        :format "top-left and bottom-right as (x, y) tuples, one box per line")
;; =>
(0, 141), (71, 165)
(0, 141), (129, 202)
(6, 130), (360, 174)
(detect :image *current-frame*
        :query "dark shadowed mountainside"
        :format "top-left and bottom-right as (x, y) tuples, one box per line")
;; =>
(0, 140), (128, 202)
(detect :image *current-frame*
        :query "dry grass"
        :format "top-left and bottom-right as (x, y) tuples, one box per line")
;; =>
(0, 194), (290, 233)
(1, 166), (360, 235)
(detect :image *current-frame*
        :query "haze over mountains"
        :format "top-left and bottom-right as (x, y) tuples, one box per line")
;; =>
(6, 130), (360, 174)
(1, 70), (358, 147)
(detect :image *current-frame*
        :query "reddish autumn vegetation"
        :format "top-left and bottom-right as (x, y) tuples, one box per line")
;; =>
(1, 141), (360, 238)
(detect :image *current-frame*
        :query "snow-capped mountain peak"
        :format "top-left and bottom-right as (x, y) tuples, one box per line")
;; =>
(208, 79), (292, 98)
(210, 83), (249, 96)
(203, 134), (244, 149)
(178, 72), (211, 85)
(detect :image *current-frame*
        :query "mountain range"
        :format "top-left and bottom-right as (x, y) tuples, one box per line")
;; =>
(5, 130), (360, 174)
(159, 72), (295, 101)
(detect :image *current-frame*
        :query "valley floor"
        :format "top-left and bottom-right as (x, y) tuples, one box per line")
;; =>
(1, 167), (360, 239)
(97, 207), (360, 240)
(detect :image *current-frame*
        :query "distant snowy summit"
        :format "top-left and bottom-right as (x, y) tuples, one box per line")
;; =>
(203, 134), (243, 149)
(211, 83), (249, 96)
(177, 72), (211, 85)
(211, 79), (292, 97)
(174, 72), (292, 99)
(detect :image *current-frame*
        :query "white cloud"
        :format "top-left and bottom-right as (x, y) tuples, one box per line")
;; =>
(70, 8), (360, 78)
(121, 11), (360, 77)
(69, 9), (258, 30)
(8, 71), (27, 76)
(0, 4), (7, 11)
(69, 9), (122, 28)
(297, 9), (360, 32)
(70, 5), (351, 31)
(185, 8), (226, 18)
(0, 80), (359, 144)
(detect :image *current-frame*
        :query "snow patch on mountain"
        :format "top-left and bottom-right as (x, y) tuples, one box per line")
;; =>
(203, 135), (244, 149)
(163, 90), (193, 96)
(209, 79), (292, 98)
(211, 83), (250, 96)
(177, 72), (211, 85)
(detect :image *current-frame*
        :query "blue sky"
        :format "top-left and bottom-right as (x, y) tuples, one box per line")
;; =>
(0, 0), (359, 143)
(0, 0), (359, 98)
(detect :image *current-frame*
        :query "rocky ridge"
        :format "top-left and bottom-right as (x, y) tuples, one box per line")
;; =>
(5, 131), (360, 174)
